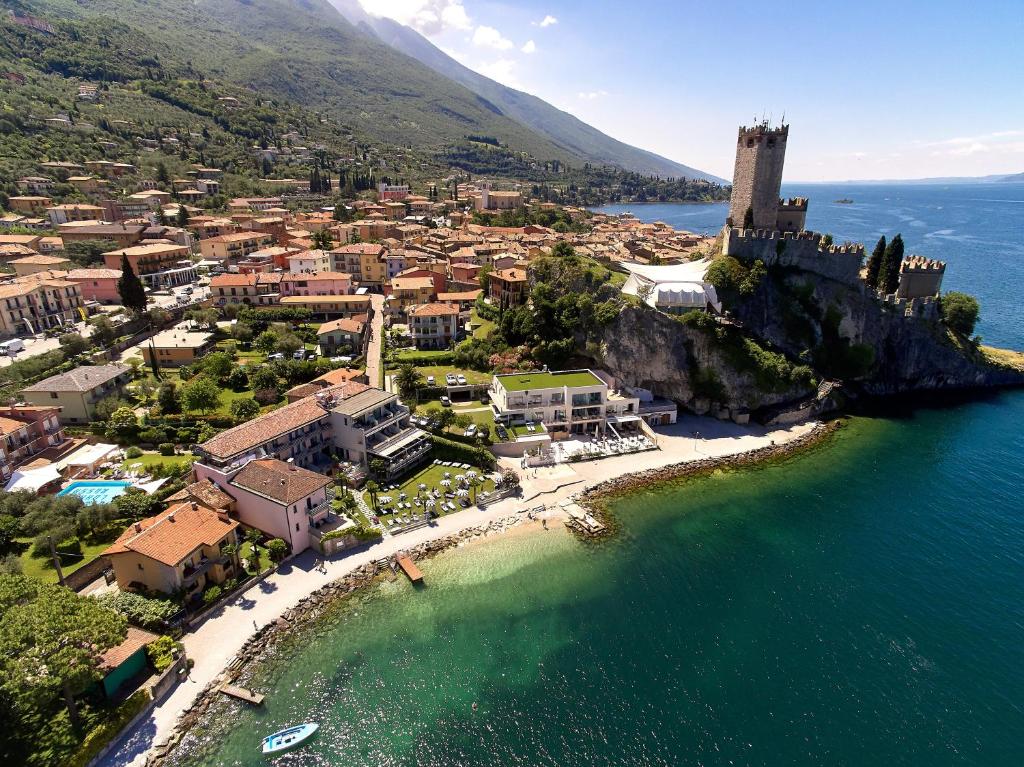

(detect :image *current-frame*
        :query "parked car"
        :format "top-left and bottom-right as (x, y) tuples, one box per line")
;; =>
(495, 424), (509, 441)
(426, 375), (436, 386)
(464, 424), (478, 438)
(445, 374), (458, 386)
(267, 352), (285, 361)
(456, 374), (467, 385)
(0, 339), (24, 356)
(440, 395), (451, 407)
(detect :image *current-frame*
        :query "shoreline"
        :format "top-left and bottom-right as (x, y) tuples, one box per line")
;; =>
(102, 416), (828, 767)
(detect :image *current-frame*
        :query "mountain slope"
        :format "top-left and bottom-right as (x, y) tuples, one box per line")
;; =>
(327, 0), (724, 183)
(16, 0), (592, 168)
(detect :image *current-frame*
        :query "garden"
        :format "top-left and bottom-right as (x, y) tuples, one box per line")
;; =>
(362, 462), (496, 527)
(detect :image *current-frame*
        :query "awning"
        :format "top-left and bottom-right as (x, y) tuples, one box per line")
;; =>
(134, 478), (169, 495)
(4, 464), (62, 492)
(56, 442), (118, 470)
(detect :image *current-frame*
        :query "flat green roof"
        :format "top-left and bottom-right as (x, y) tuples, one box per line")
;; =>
(496, 370), (603, 392)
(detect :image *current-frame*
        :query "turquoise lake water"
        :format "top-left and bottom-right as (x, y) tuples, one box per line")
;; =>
(168, 185), (1024, 766)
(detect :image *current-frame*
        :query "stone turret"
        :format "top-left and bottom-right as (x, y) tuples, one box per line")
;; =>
(728, 123), (789, 230)
(896, 256), (945, 299)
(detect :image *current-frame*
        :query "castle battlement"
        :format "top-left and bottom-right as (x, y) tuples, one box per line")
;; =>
(880, 292), (939, 320)
(900, 255), (946, 273)
(778, 197), (808, 210)
(723, 226), (864, 285)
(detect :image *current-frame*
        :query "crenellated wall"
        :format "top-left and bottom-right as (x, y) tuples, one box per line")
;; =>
(723, 226), (864, 284)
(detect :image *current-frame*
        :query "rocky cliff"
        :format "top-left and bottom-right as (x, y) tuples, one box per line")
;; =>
(587, 304), (816, 419)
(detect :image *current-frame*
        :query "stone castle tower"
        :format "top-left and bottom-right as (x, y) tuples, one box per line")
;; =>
(728, 123), (805, 232)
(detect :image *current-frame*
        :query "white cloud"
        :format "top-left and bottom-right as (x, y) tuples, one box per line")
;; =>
(476, 58), (520, 88)
(521, 39), (536, 54)
(921, 130), (1024, 157)
(472, 25), (515, 51)
(534, 15), (558, 27)
(356, 0), (472, 36)
(577, 90), (609, 100)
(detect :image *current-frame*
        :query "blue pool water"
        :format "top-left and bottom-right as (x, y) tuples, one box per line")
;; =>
(57, 480), (132, 505)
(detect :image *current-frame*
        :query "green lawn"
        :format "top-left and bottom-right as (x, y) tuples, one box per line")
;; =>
(16, 536), (117, 584)
(362, 464), (495, 523)
(121, 452), (195, 473)
(470, 307), (495, 338)
(161, 372), (285, 416)
(496, 370), (602, 391)
(394, 348), (453, 361)
(415, 402), (497, 433)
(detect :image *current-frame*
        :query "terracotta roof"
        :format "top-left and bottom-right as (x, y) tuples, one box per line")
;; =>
(391, 276), (434, 291)
(318, 317), (364, 334)
(100, 626), (161, 671)
(198, 388), (347, 459)
(331, 243), (385, 255)
(67, 268), (122, 280)
(104, 502), (239, 567)
(10, 254), (68, 265)
(408, 302), (458, 317)
(492, 268), (527, 282)
(164, 478), (234, 510)
(437, 290), (481, 301)
(0, 416), (28, 436)
(230, 458), (331, 505)
(280, 271), (352, 282)
(22, 363), (129, 393)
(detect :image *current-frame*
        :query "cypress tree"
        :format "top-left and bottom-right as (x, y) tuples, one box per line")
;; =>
(117, 254), (147, 313)
(865, 235), (886, 288)
(879, 233), (905, 295)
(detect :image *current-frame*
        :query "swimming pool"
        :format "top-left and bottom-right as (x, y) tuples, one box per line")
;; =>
(57, 480), (132, 505)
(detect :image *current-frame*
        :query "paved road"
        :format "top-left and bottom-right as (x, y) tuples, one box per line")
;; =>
(0, 320), (93, 368)
(365, 293), (385, 386)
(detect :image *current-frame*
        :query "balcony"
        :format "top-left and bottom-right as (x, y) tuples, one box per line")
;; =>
(182, 555), (227, 585)
(305, 500), (331, 520)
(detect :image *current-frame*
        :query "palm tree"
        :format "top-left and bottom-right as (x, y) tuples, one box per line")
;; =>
(366, 480), (380, 510)
(394, 364), (424, 400)
(221, 541), (240, 575)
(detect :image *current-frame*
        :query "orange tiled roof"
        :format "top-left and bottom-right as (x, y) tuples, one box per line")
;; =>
(408, 302), (458, 317)
(230, 458), (331, 506)
(103, 501), (238, 567)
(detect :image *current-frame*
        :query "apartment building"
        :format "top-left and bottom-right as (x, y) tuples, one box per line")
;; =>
(489, 369), (641, 438)
(102, 243), (197, 288)
(210, 272), (283, 307)
(142, 328), (215, 367)
(21, 363), (132, 424)
(103, 501), (240, 596)
(0, 275), (84, 337)
(47, 204), (105, 225)
(199, 231), (276, 263)
(330, 243), (387, 288)
(407, 302), (460, 350)
(488, 267), (529, 308)
(0, 405), (70, 480)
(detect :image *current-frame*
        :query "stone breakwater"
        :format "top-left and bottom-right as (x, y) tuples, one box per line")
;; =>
(578, 418), (841, 514)
(146, 513), (528, 766)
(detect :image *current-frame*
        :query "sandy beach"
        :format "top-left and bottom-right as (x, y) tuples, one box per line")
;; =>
(98, 414), (822, 767)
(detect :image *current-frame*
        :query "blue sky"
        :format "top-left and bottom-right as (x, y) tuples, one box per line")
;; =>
(355, 0), (1024, 181)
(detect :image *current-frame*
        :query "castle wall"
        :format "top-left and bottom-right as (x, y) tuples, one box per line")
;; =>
(896, 258), (945, 299)
(723, 227), (864, 285)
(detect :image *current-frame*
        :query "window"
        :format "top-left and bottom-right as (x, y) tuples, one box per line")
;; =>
(50, 392), (57, 399)
(295, 523), (300, 532)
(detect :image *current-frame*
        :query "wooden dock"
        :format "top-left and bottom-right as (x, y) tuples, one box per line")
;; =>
(396, 555), (424, 584)
(219, 683), (265, 705)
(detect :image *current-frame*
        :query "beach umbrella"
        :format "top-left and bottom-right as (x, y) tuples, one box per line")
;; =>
(418, 483), (427, 490)
(457, 488), (470, 497)
(425, 499), (436, 508)
(465, 470), (478, 479)
(378, 495), (392, 504)
(455, 474), (465, 481)
(399, 491), (407, 498)
(440, 479), (452, 487)
(443, 471), (451, 478)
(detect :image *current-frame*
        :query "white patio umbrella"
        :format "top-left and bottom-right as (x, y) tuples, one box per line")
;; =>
(443, 471), (451, 478)
(399, 491), (407, 498)
(440, 479), (452, 487)
(465, 470), (478, 479)
(425, 499), (436, 508)
(418, 483), (428, 490)
(457, 488), (470, 497)
(378, 495), (392, 504)
(455, 474), (465, 481)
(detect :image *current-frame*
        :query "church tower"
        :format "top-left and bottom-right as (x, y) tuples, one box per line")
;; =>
(728, 122), (789, 230)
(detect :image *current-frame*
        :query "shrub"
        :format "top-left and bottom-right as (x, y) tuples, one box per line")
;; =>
(265, 538), (288, 562)
(202, 585), (222, 605)
(98, 591), (180, 630)
(64, 690), (151, 767)
(125, 446), (143, 459)
(941, 291), (980, 336)
(158, 443), (176, 456)
(145, 635), (182, 672)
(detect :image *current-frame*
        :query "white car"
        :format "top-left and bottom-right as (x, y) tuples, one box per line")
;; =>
(464, 424), (478, 438)
(456, 374), (467, 385)
(445, 374), (458, 386)
(426, 375), (436, 385)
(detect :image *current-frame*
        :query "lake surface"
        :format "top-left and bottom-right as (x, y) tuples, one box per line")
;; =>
(170, 186), (1024, 766)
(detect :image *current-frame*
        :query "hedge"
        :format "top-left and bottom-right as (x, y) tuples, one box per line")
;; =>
(392, 350), (456, 366)
(64, 690), (151, 767)
(429, 434), (496, 470)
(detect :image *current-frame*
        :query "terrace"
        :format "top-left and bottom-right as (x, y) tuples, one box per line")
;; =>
(496, 370), (603, 392)
(363, 463), (497, 531)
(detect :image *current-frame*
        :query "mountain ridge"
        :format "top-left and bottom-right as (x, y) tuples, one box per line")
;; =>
(327, 0), (725, 183)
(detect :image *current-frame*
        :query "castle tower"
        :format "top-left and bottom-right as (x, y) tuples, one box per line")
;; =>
(896, 256), (945, 299)
(728, 123), (789, 230)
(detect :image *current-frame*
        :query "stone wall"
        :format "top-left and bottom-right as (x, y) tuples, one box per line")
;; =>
(728, 125), (788, 229)
(723, 226), (864, 285)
